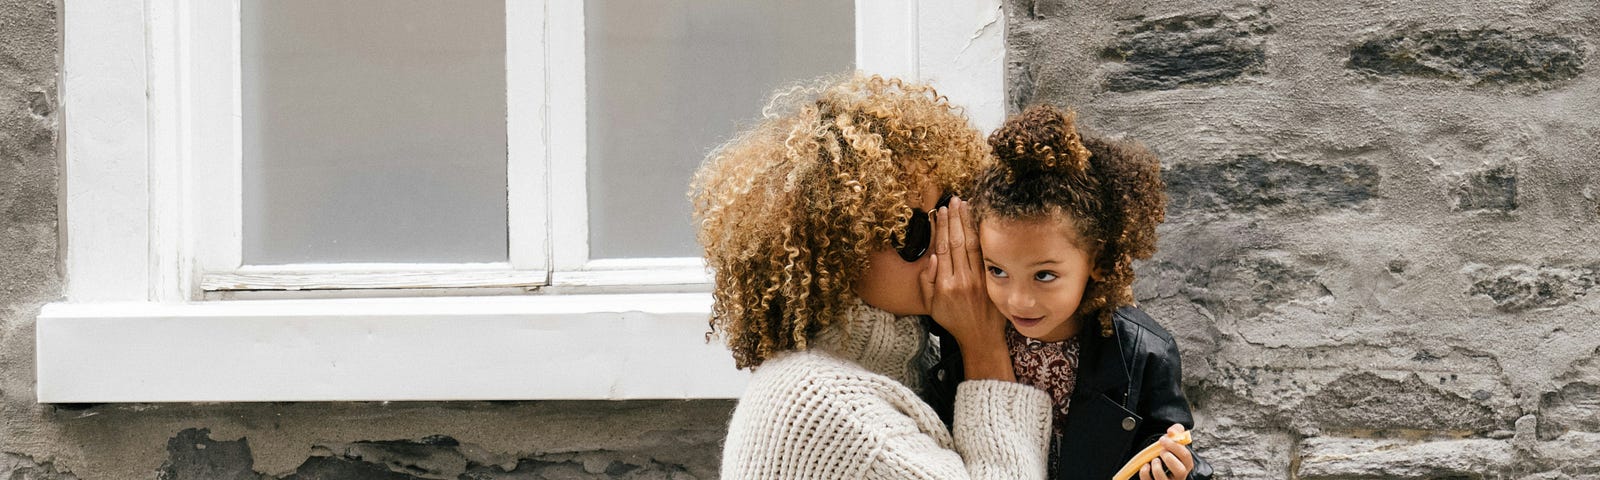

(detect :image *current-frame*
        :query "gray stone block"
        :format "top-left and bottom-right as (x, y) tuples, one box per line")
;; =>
(1538, 382), (1600, 441)
(158, 428), (265, 480)
(1298, 372), (1508, 432)
(0, 453), (79, 480)
(1164, 156), (1380, 216)
(1101, 8), (1272, 92)
(1349, 29), (1586, 84)
(1454, 166), (1519, 212)
(1465, 264), (1599, 312)
(1297, 437), (1516, 479)
(1528, 431), (1600, 477)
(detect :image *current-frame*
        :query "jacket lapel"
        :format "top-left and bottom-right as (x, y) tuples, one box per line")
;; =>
(1074, 318), (1131, 402)
(1057, 317), (1140, 480)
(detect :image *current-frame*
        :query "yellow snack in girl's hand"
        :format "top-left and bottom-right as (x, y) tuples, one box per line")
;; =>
(1112, 430), (1193, 480)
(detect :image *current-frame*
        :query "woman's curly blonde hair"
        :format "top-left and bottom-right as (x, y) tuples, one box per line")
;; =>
(691, 74), (990, 370)
(972, 105), (1167, 338)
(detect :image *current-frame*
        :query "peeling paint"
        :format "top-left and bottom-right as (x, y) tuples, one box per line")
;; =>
(960, 5), (1004, 56)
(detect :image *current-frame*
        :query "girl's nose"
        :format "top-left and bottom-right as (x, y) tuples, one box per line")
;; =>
(1007, 290), (1035, 311)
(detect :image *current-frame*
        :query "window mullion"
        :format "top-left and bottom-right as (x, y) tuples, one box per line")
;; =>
(546, 0), (589, 272)
(506, 0), (551, 275)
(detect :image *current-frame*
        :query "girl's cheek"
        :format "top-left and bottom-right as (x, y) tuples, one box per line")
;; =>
(984, 279), (1006, 305)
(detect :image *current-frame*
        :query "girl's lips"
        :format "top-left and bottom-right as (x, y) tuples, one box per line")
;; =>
(1010, 315), (1044, 328)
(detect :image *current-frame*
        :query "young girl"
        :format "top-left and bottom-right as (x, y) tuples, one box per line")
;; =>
(929, 105), (1213, 480)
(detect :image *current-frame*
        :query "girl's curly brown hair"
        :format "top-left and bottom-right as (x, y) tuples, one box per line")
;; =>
(971, 105), (1167, 338)
(690, 74), (990, 370)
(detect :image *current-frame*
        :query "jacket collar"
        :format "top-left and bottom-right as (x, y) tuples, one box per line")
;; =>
(1073, 309), (1132, 398)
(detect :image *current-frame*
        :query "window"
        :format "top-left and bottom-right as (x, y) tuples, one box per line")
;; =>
(41, 0), (1006, 402)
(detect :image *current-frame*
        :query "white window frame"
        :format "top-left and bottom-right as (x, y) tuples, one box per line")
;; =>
(40, 0), (1007, 402)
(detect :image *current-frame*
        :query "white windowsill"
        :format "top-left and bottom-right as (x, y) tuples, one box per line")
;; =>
(35, 293), (747, 402)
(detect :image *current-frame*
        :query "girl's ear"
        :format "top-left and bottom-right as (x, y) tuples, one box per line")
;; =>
(1089, 267), (1107, 282)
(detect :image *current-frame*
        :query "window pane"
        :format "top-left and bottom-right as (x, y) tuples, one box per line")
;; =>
(586, 0), (853, 259)
(242, 0), (508, 265)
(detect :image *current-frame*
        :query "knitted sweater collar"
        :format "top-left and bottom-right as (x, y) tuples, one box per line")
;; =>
(813, 300), (929, 389)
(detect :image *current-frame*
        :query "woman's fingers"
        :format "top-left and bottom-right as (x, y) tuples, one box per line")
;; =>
(934, 204), (953, 283)
(959, 199), (983, 274)
(1138, 464), (1152, 480)
(959, 198), (981, 252)
(932, 207), (952, 282)
(941, 196), (985, 289)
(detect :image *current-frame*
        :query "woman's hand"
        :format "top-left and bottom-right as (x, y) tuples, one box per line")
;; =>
(1138, 424), (1195, 480)
(921, 197), (1014, 382)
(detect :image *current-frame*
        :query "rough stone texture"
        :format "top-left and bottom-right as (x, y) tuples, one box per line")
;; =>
(1100, 7), (1272, 92)
(4, 1), (1599, 479)
(148, 425), (718, 480)
(1527, 430), (1600, 478)
(1163, 156), (1380, 216)
(1350, 29), (1587, 85)
(1454, 166), (1520, 212)
(0, 453), (81, 480)
(1011, 0), (1600, 478)
(1, 1), (70, 479)
(1537, 382), (1600, 440)
(159, 429), (265, 480)
(1466, 264), (1599, 312)
(1298, 437), (1518, 479)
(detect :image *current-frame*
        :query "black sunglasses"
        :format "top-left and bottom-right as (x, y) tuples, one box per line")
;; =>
(895, 192), (955, 262)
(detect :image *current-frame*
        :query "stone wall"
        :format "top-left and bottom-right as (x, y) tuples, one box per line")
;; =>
(0, 1), (731, 479)
(6, 0), (1597, 478)
(1006, 0), (1599, 477)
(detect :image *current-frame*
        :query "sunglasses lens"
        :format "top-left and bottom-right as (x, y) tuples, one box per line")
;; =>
(898, 212), (930, 262)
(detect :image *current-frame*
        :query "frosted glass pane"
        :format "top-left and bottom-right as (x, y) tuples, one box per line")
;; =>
(242, 0), (507, 265)
(586, 0), (853, 259)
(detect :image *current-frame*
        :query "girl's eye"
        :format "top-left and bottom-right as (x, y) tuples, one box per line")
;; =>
(1034, 271), (1058, 282)
(986, 266), (1008, 278)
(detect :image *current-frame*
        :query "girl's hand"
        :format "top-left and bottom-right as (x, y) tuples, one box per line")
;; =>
(921, 197), (1013, 382)
(1138, 424), (1195, 480)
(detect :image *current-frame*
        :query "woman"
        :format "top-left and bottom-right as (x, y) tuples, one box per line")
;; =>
(691, 74), (1052, 479)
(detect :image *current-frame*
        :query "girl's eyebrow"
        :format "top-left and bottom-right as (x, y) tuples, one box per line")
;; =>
(983, 257), (1061, 267)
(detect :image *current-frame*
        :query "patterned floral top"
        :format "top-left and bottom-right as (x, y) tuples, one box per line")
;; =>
(1006, 326), (1082, 432)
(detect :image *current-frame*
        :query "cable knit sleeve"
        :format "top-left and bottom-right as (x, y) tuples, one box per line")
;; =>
(950, 379), (1053, 478)
(723, 353), (1052, 479)
(866, 379), (1053, 479)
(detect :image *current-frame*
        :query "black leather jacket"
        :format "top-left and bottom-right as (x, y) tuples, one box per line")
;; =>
(924, 306), (1214, 480)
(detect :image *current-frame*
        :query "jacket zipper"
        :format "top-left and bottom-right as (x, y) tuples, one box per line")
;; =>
(1049, 429), (1063, 480)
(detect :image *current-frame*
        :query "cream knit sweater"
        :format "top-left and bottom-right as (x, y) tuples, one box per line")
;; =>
(720, 303), (1053, 479)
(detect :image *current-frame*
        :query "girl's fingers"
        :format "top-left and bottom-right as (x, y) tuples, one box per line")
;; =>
(1161, 434), (1194, 467)
(1138, 464), (1152, 480)
(1159, 451), (1186, 479)
(1151, 457), (1170, 480)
